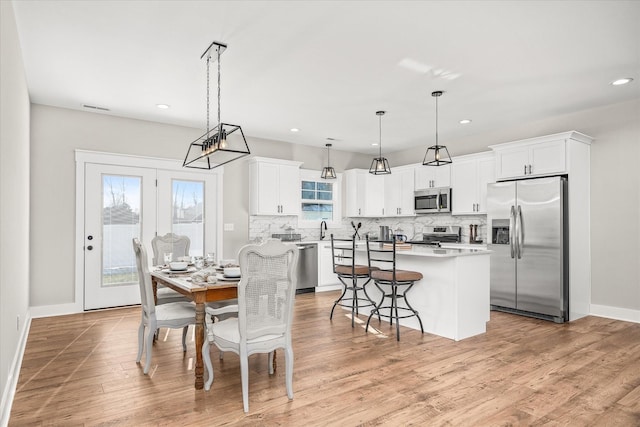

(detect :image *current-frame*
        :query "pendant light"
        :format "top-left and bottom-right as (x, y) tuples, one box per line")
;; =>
(422, 91), (452, 166)
(183, 41), (250, 170)
(321, 143), (337, 179)
(369, 110), (392, 175)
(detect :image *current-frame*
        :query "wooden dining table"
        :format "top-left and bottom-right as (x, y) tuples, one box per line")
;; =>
(150, 270), (238, 390)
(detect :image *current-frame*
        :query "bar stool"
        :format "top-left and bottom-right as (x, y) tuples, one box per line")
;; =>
(365, 236), (424, 341)
(329, 235), (379, 327)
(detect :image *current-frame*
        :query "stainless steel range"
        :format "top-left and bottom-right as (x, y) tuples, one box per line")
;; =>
(409, 226), (461, 246)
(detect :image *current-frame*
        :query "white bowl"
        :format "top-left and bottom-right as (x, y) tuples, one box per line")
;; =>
(169, 261), (188, 271)
(223, 267), (241, 277)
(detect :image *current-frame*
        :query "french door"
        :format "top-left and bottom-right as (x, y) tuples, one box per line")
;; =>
(83, 162), (220, 310)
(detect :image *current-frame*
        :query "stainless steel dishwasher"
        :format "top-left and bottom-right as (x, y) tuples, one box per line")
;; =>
(295, 243), (318, 293)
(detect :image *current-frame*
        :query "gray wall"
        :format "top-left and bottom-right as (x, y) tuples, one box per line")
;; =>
(0, 0), (31, 419)
(28, 105), (372, 307)
(388, 98), (640, 312)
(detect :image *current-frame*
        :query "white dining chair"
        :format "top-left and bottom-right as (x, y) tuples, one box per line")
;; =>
(151, 233), (192, 304)
(132, 238), (195, 375)
(202, 239), (299, 412)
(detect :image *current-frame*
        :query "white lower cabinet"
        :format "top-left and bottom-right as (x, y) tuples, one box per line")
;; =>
(318, 242), (340, 289)
(451, 152), (495, 215)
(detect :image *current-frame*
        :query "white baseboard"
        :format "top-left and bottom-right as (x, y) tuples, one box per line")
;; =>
(315, 285), (341, 293)
(590, 304), (640, 323)
(0, 310), (31, 427)
(29, 302), (83, 319)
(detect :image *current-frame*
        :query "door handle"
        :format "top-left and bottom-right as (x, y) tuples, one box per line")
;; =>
(436, 192), (441, 211)
(516, 205), (524, 259)
(528, 164), (532, 174)
(509, 206), (516, 259)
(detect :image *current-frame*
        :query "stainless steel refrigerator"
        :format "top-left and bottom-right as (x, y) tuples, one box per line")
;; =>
(487, 176), (568, 323)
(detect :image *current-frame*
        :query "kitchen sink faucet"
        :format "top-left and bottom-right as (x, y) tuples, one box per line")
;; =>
(320, 220), (327, 240)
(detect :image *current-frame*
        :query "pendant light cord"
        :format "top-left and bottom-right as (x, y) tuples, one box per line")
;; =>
(206, 56), (210, 136)
(217, 45), (221, 126)
(435, 94), (439, 146)
(379, 114), (382, 157)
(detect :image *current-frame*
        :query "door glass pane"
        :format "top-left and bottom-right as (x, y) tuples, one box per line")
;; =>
(172, 179), (204, 257)
(102, 175), (140, 286)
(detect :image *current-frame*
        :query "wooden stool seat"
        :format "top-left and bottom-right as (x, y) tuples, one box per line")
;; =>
(370, 269), (423, 283)
(335, 265), (379, 276)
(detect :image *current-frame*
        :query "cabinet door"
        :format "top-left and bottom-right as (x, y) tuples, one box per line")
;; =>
(319, 244), (339, 286)
(278, 164), (301, 215)
(530, 140), (566, 176)
(451, 160), (478, 215)
(344, 170), (365, 217)
(434, 164), (451, 187)
(255, 162), (281, 214)
(398, 168), (415, 216)
(364, 173), (385, 216)
(496, 148), (529, 180)
(476, 156), (495, 214)
(384, 173), (402, 216)
(414, 166), (433, 190)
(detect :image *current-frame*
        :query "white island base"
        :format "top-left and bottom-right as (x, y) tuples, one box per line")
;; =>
(353, 247), (491, 341)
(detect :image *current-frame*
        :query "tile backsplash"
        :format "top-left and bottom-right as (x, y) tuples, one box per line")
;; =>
(249, 214), (487, 244)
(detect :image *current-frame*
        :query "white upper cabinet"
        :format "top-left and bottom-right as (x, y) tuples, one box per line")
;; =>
(490, 135), (576, 180)
(451, 152), (495, 215)
(345, 169), (383, 217)
(384, 166), (415, 217)
(344, 168), (413, 217)
(249, 157), (303, 215)
(415, 163), (451, 190)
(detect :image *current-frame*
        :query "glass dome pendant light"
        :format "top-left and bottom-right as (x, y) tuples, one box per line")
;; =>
(369, 110), (392, 175)
(183, 41), (250, 170)
(321, 143), (337, 179)
(423, 91), (452, 167)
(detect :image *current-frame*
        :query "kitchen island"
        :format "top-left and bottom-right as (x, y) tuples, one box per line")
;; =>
(345, 244), (491, 341)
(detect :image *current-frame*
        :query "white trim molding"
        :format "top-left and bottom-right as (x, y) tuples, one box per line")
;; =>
(1, 310), (31, 427)
(590, 304), (640, 323)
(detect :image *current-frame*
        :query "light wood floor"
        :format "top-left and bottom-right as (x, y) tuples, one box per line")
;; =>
(10, 291), (640, 426)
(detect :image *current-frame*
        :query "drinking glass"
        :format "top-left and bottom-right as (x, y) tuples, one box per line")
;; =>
(163, 252), (173, 265)
(205, 252), (216, 267)
(194, 256), (204, 270)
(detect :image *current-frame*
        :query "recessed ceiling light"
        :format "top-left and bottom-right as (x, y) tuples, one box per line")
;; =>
(290, 128), (300, 132)
(610, 78), (633, 86)
(459, 119), (472, 125)
(156, 104), (170, 109)
(371, 143), (379, 146)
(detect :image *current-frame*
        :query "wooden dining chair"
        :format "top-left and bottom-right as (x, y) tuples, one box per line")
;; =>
(132, 238), (195, 374)
(202, 239), (299, 412)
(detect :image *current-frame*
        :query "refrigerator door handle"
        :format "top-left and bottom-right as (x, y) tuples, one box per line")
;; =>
(516, 205), (524, 259)
(509, 205), (516, 259)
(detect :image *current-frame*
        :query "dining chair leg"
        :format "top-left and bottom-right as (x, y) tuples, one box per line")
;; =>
(144, 325), (155, 375)
(285, 345), (294, 400)
(240, 350), (250, 413)
(268, 351), (275, 375)
(202, 338), (214, 391)
(181, 326), (188, 352)
(136, 321), (144, 364)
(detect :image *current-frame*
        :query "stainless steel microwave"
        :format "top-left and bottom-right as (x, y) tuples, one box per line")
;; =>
(414, 188), (452, 213)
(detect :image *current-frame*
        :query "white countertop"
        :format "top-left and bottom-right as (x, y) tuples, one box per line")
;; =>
(320, 241), (490, 258)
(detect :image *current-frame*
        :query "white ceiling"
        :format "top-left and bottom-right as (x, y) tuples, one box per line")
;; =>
(11, 1), (640, 155)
